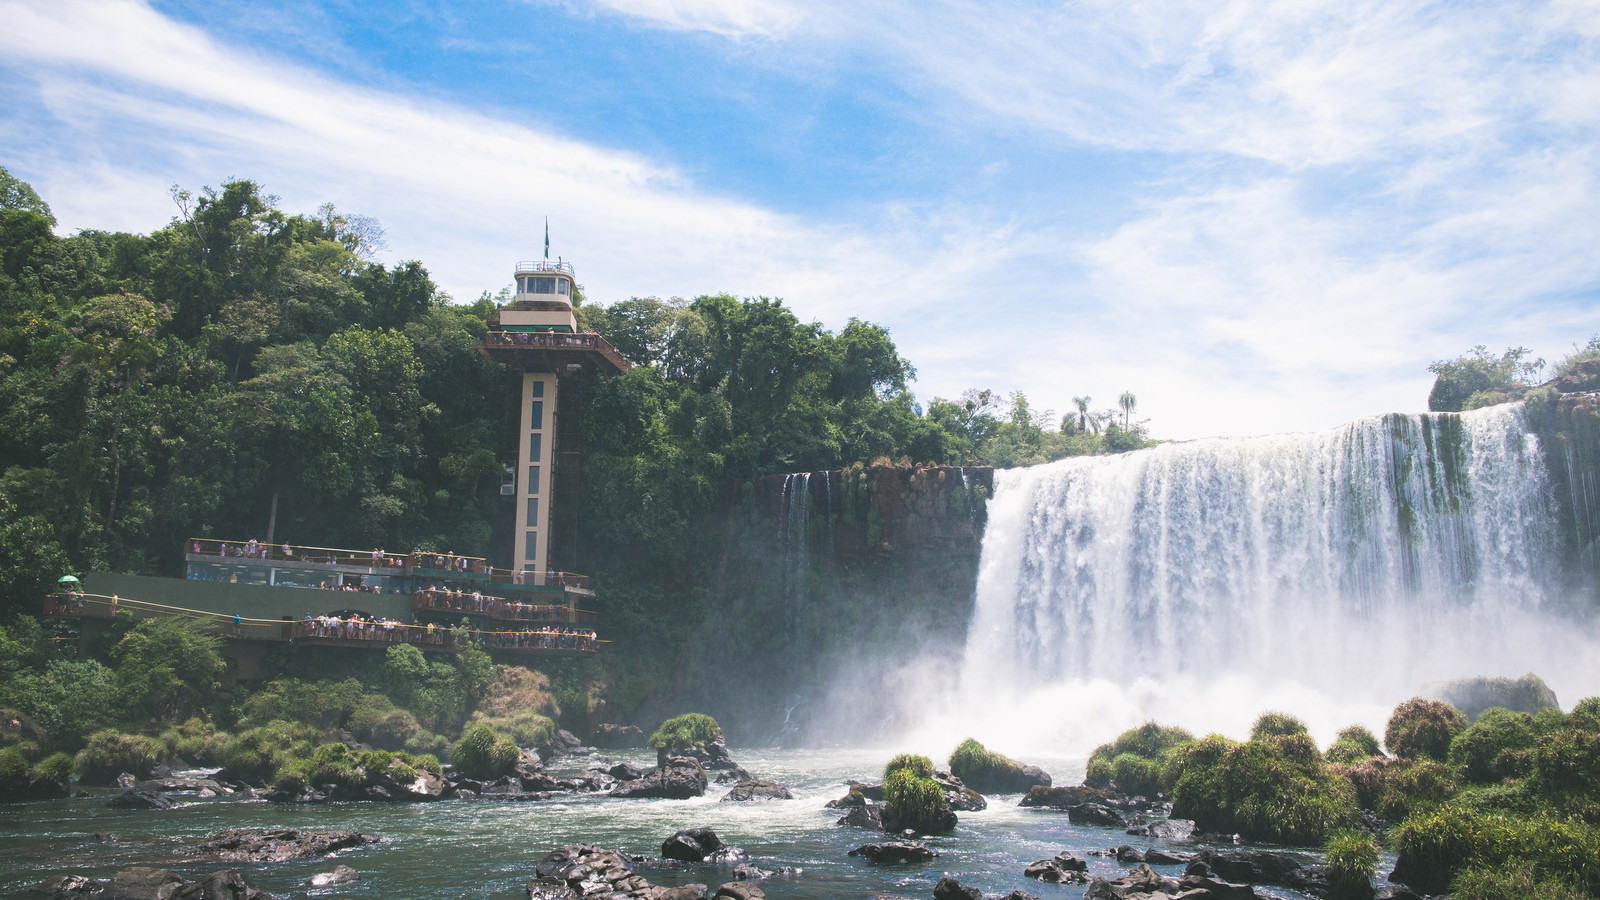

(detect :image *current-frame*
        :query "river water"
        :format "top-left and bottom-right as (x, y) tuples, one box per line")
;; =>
(0, 748), (1351, 899)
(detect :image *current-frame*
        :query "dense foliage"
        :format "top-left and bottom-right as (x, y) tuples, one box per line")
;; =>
(882, 752), (952, 834)
(647, 712), (723, 754)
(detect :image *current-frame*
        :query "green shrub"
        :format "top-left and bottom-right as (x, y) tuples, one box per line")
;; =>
(404, 731), (449, 758)
(1393, 806), (1600, 896)
(347, 697), (422, 750)
(1452, 858), (1588, 900)
(216, 720), (319, 785)
(1386, 697), (1467, 761)
(1323, 829), (1378, 898)
(947, 738), (1032, 792)
(1374, 758), (1459, 822)
(1433, 673), (1559, 721)
(647, 713), (722, 753)
(1325, 725), (1383, 765)
(0, 747), (26, 780)
(1111, 753), (1163, 798)
(1448, 707), (1537, 783)
(469, 710), (555, 750)
(884, 767), (952, 833)
(1250, 711), (1309, 740)
(451, 723), (518, 779)
(33, 751), (73, 783)
(300, 742), (365, 791)
(1085, 721), (1193, 793)
(1166, 732), (1359, 845)
(1528, 722), (1600, 820)
(1084, 754), (1114, 788)
(73, 730), (162, 785)
(158, 717), (226, 765)
(884, 752), (934, 780)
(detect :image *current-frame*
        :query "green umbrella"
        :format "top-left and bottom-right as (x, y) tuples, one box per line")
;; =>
(57, 575), (80, 584)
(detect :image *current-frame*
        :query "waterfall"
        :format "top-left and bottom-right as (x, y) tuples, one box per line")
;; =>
(938, 404), (1598, 756)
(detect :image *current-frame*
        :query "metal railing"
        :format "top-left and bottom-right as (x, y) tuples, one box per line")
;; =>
(43, 591), (600, 655)
(515, 260), (575, 276)
(184, 538), (592, 589)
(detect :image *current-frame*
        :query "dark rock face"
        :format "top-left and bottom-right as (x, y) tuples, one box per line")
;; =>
(1019, 785), (1114, 808)
(934, 771), (987, 812)
(1024, 851), (1090, 884)
(1195, 850), (1320, 892)
(1176, 862), (1259, 900)
(719, 779), (793, 802)
(846, 841), (937, 864)
(1135, 818), (1197, 841)
(610, 757), (708, 799)
(933, 875), (983, 900)
(662, 828), (725, 862)
(590, 724), (648, 749)
(194, 828), (382, 863)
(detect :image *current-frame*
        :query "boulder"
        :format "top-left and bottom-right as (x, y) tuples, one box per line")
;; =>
(847, 841), (937, 864)
(719, 779), (793, 802)
(1139, 819), (1197, 841)
(1195, 849), (1317, 890)
(194, 828), (381, 862)
(611, 757), (708, 799)
(932, 875), (982, 900)
(934, 770), (986, 812)
(171, 869), (268, 900)
(108, 867), (186, 900)
(608, 762), (644, 781)
(109, 789), (181, 810)
(824, 785), (878, 808)
(652, 885), (709, 900)
(1144, 848), (1195, 865)
(731, 865), (799, 881)
(835, 804), (884, 830)
(590, 724), (648, 749)
(309, 865), (359, 887)
(713, 883), (765, 900)
(1082, 864), (1180, 900)
(662, 827), (725, 862)
(1071, 803), (1129, 827)
(1176, 862), (1258, 900)
(1024, 851), (1090, 884)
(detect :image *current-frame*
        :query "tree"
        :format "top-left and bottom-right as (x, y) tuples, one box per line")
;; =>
(109, 617), (224, 722)
(1072, 395), (1093, 433)
(1118, 391), (1136, 429)
(1427, 345), (1544, 412)
(0, 166), (53, 225)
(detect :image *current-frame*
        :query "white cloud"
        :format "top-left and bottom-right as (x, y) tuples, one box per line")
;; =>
(557, 0), (805, 39)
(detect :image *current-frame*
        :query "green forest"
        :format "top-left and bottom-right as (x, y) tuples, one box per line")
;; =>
(0, 168), (1156, 759)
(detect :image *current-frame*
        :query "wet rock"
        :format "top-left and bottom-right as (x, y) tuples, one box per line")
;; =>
(662, 827), (725, 862)
(1019, 785), (1114, 808)
(590, 724), (647, 749)
(932, 875), (982, 900)
(194, 828), (381, 863)
(309, 865), (359, 888)
(608, 762), (644, 781)
(1115, 846), (1145, 863)
(28, 873), (102, 897)
(611, 757), (708, 799)
(171, 869), (268, 900)
(847, 841), (937, 864)
(109, 789), (181, 810)
(1024, 851), (1090, 884)
(1137, 819), (1197, 841)
(731, 865), (799, 881)
(1195, 849), (1319, 890)
(1071, 803), (1129, 827)
(1082, 863), (1180, 900)
(652, 885), (708, 900)
(1144, 848), (1195, 865)
(825, 784), (879, 808)
(836, 803), (884, 830)
(712, 883), (765, 900)
(719, 779), (793, 802)
(933, 770), (986, 812)
(1177, 862), (1259, 899)
(993, 892), (1042, 900)
(108, 867), (187, 900)
(524, 878), (580, 900)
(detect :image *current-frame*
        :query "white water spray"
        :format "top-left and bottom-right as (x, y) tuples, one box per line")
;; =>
(918, 405), (1599, 762)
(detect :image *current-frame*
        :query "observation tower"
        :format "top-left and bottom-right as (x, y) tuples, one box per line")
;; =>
(479, 256), (630, 581)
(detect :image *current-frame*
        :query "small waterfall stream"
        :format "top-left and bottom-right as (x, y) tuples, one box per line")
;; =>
(935, 404), (1598, 755)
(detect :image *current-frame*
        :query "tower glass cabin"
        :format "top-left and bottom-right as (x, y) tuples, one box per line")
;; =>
(480, 259), (630, 582)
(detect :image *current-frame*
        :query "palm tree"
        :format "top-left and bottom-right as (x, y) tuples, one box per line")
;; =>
(1072, 396), (1092, 433)
(1118, 391), (1137, 429)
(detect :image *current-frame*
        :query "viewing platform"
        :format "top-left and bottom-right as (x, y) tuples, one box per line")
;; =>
(42, 537), (603, 659)
(478, 329), (632, 374)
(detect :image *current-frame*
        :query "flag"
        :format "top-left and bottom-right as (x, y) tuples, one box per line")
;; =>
(544, 218), (550, 260)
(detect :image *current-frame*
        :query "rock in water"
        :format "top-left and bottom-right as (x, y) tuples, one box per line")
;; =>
(847, 842), (937, 864)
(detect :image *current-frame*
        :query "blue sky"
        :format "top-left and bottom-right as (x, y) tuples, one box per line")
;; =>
(2, 0), (1597, 440)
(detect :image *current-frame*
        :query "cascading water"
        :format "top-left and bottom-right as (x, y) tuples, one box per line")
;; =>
(935, 404), (1598, 757)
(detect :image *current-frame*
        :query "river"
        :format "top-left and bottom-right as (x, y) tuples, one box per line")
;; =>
(0, 747), (1362, 899)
